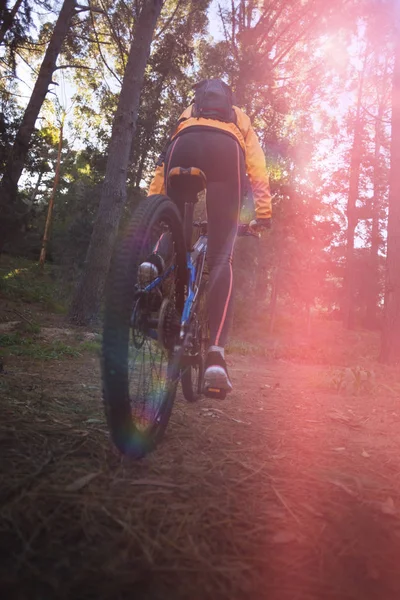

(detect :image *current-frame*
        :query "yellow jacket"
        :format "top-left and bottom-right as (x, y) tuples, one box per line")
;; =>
(148, 105), (272, 219)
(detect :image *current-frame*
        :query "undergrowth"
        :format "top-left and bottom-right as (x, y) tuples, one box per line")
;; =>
(0, 256), (71, 313)
(0, 332), (81, 360)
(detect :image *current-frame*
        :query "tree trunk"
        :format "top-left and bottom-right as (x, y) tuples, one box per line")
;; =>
(134, 72), (168, 188)
(342, 52), (367, 329)
(0, 0), (23, 45)
(29, 170), (44, 204)
(39, 120), (64, 267)
(0, 0), (77, 251)
(365, 106), (383, 328)
(69, 0), (164, 325)
(381, 4), (400, 364)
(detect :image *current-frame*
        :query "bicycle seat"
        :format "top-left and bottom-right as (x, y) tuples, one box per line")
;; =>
(167, 167), (207, 203)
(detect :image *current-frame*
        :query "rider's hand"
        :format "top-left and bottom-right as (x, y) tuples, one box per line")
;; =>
(249, 218), (271, 233)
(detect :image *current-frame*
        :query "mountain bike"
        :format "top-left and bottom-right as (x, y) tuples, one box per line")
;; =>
(101, 166), (258, 458)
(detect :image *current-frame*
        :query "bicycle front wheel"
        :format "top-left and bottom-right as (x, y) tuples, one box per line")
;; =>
(102, 195), (186, 457)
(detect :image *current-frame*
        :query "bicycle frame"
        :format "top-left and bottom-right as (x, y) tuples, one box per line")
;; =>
(180, 233), (207, 338)
(138, 198), (257, 348)
(138, 204), (208, 348)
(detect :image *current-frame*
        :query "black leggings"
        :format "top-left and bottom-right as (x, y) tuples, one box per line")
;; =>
(165, 129), (245, 347)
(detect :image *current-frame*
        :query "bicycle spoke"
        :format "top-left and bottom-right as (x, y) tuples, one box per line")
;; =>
(128, 265), (176, 433)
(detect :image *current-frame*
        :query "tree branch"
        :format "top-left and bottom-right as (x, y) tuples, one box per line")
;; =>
(98, 0), (127, 70)
(265, 0), (313, 53)
(89, 1), (122, 85)
(154, 0), (184, 40)
(0, 0), (23, 46)
(361, 104), (391, 124)
(218, 2), (231, 43)
(257, 0), (294, 47)
(14, 49), (39, 76)
(231, 0), (236, 47)
(272, 13), (319, 69)
(55, 63), (95, 70)
(75, 3), (104, 13)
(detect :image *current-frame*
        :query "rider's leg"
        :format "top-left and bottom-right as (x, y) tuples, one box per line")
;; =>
(203, 172), (243, 393)
(164, 130), (245, 392)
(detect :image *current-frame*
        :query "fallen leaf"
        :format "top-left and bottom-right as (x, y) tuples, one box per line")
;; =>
(65, 472), (99, 492)
(272, 531), (298, 544)
(381, 497), (396, 516)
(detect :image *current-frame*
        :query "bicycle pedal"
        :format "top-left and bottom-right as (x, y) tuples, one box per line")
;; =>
(204, 386), (227, 400)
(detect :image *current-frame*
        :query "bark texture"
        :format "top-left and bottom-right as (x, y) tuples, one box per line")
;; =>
(69, 0), (164, 325)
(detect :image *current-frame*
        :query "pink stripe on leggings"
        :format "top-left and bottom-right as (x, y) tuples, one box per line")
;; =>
(215, 263), (233, 345)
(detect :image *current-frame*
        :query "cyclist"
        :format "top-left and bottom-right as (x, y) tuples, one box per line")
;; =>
(146, 78), (272, 395)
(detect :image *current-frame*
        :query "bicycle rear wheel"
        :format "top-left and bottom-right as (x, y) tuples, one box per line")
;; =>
(181, 279), (209, 402)
(102, 195), (186, 457)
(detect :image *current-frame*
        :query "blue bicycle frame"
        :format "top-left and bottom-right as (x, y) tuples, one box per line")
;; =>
(139, 211), (255, 347)
(180, 234), (207, 338)
(139, 221), (208, 347)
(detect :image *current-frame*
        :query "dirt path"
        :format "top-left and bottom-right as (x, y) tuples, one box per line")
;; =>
(1, 328), (400, 599)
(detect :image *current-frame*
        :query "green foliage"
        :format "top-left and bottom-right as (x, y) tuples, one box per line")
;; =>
(79, 340), (101, 354)
(0, 256), (70, 311)
(0, 0), (393, 332)
(0, 332), (81, 360)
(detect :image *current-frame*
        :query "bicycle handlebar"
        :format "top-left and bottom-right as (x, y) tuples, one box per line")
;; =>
(193, 221), (260, 238)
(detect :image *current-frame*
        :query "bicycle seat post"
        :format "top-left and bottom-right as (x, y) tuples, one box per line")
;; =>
(183, 201), (195, 251)
(167, 167), (207, 251)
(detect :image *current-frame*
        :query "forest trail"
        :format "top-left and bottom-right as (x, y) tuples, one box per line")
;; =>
(1, 304), (400, 600)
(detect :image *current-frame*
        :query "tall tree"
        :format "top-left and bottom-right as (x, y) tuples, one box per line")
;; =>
(39, 111), (64, 266)
(381, 0), (400, 364)
(69, 0), (164, 324)
(0, 0), (24, 46)
(0, 0), (77, 251)
(365, 59), (390, 327)
(342, 47), (368, 329)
